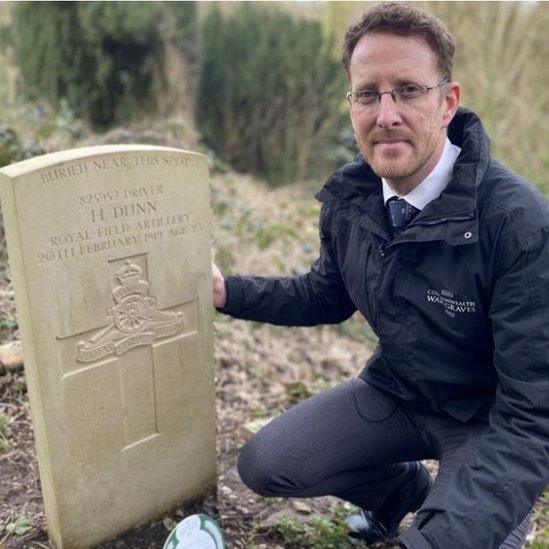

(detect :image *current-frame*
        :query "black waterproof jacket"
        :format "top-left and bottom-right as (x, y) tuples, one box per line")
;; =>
(219, 108), (549, 548)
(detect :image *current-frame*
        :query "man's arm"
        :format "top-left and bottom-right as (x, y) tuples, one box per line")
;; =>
(405, 224), (549, 549)
(213, 205), (357, 326)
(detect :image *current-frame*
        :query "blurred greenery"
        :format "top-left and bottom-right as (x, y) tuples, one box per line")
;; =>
(428, 1), (549, 194)
(198, 4), (348, 185)
(11, 2), (196, 129)
(1, 2), (547, 192)
(0, 125), (23, 167)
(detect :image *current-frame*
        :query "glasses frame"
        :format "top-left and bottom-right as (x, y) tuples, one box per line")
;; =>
(346, 78), (449, 105)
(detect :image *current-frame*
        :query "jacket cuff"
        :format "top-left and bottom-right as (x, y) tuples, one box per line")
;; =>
(215, 275), (243, 316)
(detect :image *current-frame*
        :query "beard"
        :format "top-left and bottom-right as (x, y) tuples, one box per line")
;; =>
(356, 119), (442, 182)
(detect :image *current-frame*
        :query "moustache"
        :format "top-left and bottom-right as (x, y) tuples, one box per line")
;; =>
(368, 131), (413, 146)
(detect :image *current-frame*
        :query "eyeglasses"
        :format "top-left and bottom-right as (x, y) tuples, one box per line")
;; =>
(346, 79), (449, 107)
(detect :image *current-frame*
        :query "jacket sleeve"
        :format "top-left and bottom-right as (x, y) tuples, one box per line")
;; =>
(407, 224), (549, 549)
(216, 204), (357, 326)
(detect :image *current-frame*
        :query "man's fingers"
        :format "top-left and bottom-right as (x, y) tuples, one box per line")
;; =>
(212, 262), (227, 309)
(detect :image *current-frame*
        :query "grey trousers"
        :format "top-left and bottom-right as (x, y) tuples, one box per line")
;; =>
(237, 379), (533, 548)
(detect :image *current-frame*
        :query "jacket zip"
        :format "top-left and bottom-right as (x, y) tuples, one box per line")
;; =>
(373, 241), (387, 335)
(384, 213), (476, 251)
(413, 214), (474, 226)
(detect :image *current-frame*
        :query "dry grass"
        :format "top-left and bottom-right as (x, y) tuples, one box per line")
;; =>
(429, 2), (549, 193)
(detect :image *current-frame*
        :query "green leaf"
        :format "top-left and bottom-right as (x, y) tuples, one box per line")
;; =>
(6, 516), (31, 536)
(0, 318), (18, 330)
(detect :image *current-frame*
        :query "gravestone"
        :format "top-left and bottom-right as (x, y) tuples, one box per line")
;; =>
(0, 145), (216, 548)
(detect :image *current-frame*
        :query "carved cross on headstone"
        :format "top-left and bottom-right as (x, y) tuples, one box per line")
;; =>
(58, 256), (190, 448)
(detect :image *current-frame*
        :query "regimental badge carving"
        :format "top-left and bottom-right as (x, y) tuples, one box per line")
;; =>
(76, 260), (185, 363)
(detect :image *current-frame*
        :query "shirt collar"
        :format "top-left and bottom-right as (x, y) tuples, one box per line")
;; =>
(382, 137), (461, 210)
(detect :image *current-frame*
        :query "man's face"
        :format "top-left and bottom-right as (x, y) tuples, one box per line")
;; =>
(348, 32), (459, 188)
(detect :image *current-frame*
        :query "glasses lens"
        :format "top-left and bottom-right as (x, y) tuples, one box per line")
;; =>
(354, 90), (378, 105)
(397, 84), (427, 100)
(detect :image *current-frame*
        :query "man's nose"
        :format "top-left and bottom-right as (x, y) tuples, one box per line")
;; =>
(375, 93), (402, 128)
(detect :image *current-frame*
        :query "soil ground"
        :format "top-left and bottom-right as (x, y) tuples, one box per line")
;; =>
(1, 319), (548, 549)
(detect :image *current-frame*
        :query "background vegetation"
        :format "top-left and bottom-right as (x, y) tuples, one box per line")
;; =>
(9, 2), (197, 128)
(429, 1), (548, 193)
(1, 1), (547, 192)
(197, 4), (347, 184)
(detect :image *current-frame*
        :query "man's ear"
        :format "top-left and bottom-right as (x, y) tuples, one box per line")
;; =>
(442, 81), (461, 128)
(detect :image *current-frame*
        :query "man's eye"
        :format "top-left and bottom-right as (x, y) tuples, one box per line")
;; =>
(399, 84), (424, 98)
(357, 90), (378, 101)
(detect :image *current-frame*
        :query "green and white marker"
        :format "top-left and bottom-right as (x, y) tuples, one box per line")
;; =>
(163, 514), (226, 549)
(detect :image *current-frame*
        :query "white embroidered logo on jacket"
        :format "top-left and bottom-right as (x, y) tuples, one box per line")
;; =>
(426, 289), (477, 318)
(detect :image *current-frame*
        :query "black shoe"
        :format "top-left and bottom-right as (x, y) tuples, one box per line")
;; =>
(346, 461), (433, 544)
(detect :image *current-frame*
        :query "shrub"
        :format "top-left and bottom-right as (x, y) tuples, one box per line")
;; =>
(0, 125), (24, 168)
(0, 122), (45, 169)
(197, 4), (348, 185)
(12, 2), (197, 129)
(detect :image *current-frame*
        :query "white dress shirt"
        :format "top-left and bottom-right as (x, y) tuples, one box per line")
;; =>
(382, 137), (462, 210)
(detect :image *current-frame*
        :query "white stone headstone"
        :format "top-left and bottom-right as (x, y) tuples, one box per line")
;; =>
(0, 145), (216, 548)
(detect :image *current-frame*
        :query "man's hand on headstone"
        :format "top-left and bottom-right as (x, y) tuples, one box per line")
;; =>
(212, 262), (227, 309)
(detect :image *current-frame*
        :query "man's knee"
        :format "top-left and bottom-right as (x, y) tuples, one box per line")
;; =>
(237, 433), (294, 497)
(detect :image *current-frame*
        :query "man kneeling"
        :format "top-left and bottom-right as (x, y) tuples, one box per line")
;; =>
(213, 3), (548, 548)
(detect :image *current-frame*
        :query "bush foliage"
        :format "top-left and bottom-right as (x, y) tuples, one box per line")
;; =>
(12, 2), (196, 129)
(197, 4), (348, 185)
(0, 125), (24, 168)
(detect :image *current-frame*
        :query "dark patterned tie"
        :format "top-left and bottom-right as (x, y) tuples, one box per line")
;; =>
(387, 197), (420, 233)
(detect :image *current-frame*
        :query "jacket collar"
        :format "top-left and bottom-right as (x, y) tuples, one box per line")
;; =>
(316, 107), (490, 244)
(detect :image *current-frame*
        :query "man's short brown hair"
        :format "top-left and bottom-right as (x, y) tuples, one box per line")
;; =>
(342, 2), (455, 81)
